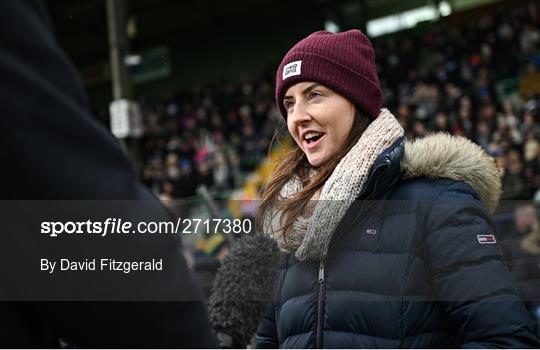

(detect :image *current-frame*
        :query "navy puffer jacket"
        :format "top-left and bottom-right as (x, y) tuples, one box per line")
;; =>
(256, 135), (539, 348)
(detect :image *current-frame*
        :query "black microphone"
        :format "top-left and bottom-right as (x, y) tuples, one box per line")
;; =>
(208, 234), (280, 348)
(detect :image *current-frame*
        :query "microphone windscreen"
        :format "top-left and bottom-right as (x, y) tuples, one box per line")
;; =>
(208, 234), (280, 348)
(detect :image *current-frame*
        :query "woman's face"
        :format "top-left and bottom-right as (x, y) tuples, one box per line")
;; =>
(284, 82), (355, 167)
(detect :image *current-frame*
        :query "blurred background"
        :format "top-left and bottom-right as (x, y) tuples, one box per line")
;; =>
(43, 0), (540, 333)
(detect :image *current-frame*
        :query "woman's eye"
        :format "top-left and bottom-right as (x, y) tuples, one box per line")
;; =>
(284, 101), (294, 110)
(308, 91), (322, 100)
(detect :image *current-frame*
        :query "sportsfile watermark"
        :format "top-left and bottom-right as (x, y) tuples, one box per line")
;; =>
(41, 217), (253, 237)
(0, 199), (537, 302)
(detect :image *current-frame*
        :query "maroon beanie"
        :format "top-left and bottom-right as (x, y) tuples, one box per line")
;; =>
(275, 30), (383, 119)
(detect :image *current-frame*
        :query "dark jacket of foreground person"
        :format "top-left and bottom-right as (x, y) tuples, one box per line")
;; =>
(257, 134), (540, 348)
(0, 0), (216, 347)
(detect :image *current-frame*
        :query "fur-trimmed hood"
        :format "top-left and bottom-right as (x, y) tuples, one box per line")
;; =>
(401, 133), (502, 213)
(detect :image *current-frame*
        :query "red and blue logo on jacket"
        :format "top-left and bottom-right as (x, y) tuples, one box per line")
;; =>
(476, 234), (497, 244)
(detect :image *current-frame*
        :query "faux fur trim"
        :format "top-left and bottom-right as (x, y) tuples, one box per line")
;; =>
(402, 133), (502, 213)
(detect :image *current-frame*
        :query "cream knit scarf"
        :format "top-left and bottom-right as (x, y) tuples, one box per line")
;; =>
(263, 109), (404, 261)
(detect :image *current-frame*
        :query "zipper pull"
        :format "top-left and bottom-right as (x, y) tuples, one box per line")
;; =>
(318, 261), (325, 283)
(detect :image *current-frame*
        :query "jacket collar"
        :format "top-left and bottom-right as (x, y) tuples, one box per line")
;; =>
(361, 133), (502, 213)
(359, 136), (404, 200)
(401, 133), (501, 213)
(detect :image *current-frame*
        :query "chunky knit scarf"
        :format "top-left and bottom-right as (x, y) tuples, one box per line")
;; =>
(263, 109), (404, 261)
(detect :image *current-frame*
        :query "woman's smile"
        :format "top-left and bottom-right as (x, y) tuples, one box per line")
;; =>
(302, 131), (325, 150)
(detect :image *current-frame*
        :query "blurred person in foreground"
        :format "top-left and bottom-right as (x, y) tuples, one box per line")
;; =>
(255, 30), (539, 348)
(0, 0), (215, 347)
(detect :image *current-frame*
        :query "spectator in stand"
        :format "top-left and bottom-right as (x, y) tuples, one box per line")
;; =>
(431, 111), (451, 133)
(476, 121), (492, 150)
(158, 179), (175, 202)
(521, 108), (540, 140)
(524, 134), (540, 197)
(176, 159), (198, 198)
(492, 119), (522, 150)
(502, 148), (529, 200)
(502, 204), (540, 337)
(500, 100), (520, 129)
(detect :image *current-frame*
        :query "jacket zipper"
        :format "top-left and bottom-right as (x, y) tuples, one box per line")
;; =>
(314, 155), (393, 348)
(315, 260), (325, 349)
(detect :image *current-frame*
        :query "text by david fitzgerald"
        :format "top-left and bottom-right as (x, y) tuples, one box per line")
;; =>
(41, 258), (163, 274)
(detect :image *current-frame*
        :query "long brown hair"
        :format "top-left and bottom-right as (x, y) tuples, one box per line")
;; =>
(256, 110), (371, 241)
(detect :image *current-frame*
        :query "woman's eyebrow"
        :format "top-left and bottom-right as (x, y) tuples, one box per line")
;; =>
(302, 83), (321, 95)
(283, 83), (321, 100)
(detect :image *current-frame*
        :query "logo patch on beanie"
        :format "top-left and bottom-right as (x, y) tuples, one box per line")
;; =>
(283, 60), (302, 80)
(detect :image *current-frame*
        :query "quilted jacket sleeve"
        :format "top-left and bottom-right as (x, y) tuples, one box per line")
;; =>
(256, 302), (279, 348)
(425, 181), (539, 348)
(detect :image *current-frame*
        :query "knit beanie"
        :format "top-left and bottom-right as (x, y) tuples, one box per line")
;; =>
(275, 30), (383, 119)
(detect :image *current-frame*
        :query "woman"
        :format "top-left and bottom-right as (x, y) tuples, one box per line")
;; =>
(255, 30), (539, 348)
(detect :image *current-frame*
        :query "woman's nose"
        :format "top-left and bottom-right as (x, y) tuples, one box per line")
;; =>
(289, 103), (312, 124)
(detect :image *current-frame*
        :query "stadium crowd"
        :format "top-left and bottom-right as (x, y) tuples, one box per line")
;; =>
(138, 74), (280, 201)
(138, 2), (540, 205)
(376, 2), (540, 202)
